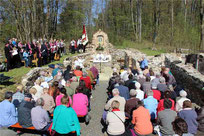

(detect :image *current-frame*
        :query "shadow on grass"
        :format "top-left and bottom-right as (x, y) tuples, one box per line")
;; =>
(0, 81), (15, 86)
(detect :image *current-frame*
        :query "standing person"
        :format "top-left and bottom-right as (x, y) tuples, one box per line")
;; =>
(140, 56), (148, 70)
(18, 93), (35, 128)
(4, 42), (12, 71)
(77, 38), (82, 53)
(70, 39), (76, 54)
(36, 43), (42, 67)
(157, 99), (177, 136)
(41, 42), (48, 65)
(52, 96), (81, 136)
(0, 92), (18, 127)
(31, 98), (51, 133)
(178, 100), (198, 135)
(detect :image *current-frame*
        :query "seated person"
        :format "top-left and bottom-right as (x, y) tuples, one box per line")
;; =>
(135, 82), (144, 100)
(125, 89), (139, 118)
(106, 100), (126, 136)
(0, 92), (18, 127)
(48, 81), (60, 101)
(157, 77), (168, 98)
(33, 79), (43, 100)
(115, 80), (130, 100)
(157, 90), (175, 113)
(80, 71), (92, 90)
(31, 98), (51, 132)
(52, 96), (81, 135)
(18, 93), (35, 128)
(143, 90), (158, 121)
(65, 81), (75, 96)
(172, 118), (194, 136)
(63, 65), (72, 81)
(132, 101), (153, 135)
(157, 99), (177, 136)
(23, 49), (30, 67)
(105, 88), (126, 112)
(72, 88), (89, 117)
(175, 90), (191, 112)
(178, 100), (198, 135)
(142, 76), (151, 93)
(12, 85), (24, 107)
(197, 106), (204, 132)
(74, 66), (83, 77)
(56, 88), (72, 107)
(41, 88), (55, 114)
(52, 65), (60, 77)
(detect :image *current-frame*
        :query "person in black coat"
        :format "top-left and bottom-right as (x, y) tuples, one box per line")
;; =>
(41, 42), (48, 65)
(63, 65), (72, 81)
(4, 42), (12, 71)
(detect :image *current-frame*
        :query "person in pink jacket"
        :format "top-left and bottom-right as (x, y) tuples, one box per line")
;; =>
(56, 88), (72, 107)
(72, 88), (88, 116)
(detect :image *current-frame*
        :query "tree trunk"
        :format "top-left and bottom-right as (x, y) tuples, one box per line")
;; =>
(138, 0), (142, 42)
(200, 0), (204, 51)
(130, 0), (137, 41)
(171, 0), (174, 46)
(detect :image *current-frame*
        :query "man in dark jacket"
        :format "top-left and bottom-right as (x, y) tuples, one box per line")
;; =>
(41, 42), (48, 65)
(18, 93), (35, 128)
(63, 65), (72, 81)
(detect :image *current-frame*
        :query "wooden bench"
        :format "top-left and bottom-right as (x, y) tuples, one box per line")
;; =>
(50, 114), (85, 118)
(10, 123), (76, 134)
(10, 123), (35, 130)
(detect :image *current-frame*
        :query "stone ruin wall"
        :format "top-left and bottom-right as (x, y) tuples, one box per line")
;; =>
(165, 54), (204, 106)
(110, 48), (204, 106)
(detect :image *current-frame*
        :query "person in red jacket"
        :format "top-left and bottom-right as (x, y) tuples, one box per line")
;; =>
(80, 71), (92, 90)
(144, 86), (161, 101)
(157, 90), (175, 113)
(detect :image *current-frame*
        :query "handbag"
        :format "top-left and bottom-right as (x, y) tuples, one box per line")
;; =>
(112, 112), (133, 136)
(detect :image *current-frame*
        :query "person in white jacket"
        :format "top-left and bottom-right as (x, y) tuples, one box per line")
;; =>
(175, 90), (191, 112)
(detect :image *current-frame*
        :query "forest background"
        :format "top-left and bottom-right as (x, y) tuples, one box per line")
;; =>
(1, 0), (204, 57)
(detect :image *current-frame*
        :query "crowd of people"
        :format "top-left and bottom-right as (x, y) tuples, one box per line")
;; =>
(4, 38), (66, 71)
(0, 53), (204, 136)
(0, 57), (99, 136)
(102, 57), (204, 136)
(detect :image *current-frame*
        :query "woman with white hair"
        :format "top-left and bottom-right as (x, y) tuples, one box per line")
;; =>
(135, 82), (144, 100)
(176, 90), (191, 112)
(106, 100), (126, 136)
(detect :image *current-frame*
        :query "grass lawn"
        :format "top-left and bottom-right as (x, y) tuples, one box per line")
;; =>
(115, 40), (166, 56)
(0, 53), (77, 101)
